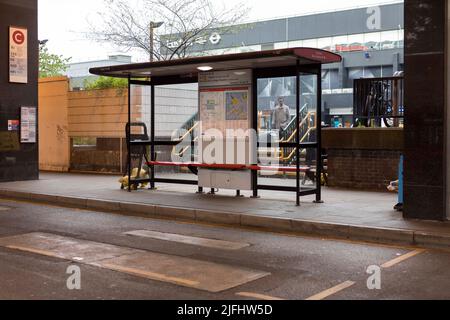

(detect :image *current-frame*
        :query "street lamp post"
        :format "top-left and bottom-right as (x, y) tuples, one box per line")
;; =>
(150, 21), (164, 62)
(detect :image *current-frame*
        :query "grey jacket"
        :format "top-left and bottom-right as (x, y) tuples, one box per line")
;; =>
(272, 105), (291, 130)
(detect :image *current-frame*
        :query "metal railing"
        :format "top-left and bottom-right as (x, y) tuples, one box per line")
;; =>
(353, 76), (404, 128)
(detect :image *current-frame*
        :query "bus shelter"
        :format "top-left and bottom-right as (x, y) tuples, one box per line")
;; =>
(90, 48), (342, 206)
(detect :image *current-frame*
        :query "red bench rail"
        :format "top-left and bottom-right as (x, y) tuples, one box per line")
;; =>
(147, 161), (311, 172)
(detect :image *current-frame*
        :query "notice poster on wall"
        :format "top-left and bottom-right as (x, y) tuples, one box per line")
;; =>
(0, 132), (20, 152)
(199, 89), (225, 132)
(20, 107), (37, 144)
(8, 120), (20, 131)
(9, 26), (28, 84)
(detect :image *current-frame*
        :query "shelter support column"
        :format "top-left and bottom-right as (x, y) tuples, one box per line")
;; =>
(150, 84), (156, 190)
(446, 1), (450, 221)
(403, 0), (448, 220)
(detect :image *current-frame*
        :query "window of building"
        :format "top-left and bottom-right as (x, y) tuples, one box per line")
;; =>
(193, 28), (404, 68)
(262, 43), (275, 51)
(380, 30), (399, 50)
(365, 66), (382, 78)
(364, 32), (381, 51)
(332, 35), (349, 52)
(303, 38), (318, 48)
(347, 33), (365, 51)
(317, 37), (332, 51)
(398, 29), (405, 48)
(322, 70), (331, 91)
(382, 66), (394, 77)
(330, 70), (340, 90)
(347, 68), (364, 87)
(274, 42), (288, 50)
(288, 40), (303, 48)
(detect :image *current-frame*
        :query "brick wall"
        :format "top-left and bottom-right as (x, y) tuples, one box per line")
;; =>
(323, 128), (403, 191)
(327, 149), (401, 191)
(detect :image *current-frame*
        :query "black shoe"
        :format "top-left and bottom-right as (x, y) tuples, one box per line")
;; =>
(394, 203), (403, 212)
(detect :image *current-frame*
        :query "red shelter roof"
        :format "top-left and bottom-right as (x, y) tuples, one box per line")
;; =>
(90, 47), (342, 79)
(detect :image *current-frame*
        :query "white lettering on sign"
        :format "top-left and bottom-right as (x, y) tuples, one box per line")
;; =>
(9, 26), (28, 84)
(166, 32), (222, 49)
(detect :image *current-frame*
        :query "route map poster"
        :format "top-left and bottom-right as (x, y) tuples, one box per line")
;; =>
(225, 91), (248, 121)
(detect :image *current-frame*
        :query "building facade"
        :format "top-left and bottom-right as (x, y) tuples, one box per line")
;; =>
(163, 2), (404, 126)
(65, 54), (132, 90)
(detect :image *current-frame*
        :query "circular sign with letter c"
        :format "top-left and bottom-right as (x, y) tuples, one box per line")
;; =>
(12, 30), (25, 45)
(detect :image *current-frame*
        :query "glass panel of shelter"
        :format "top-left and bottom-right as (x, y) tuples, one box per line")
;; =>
(153, 83), (200, 183)
(256, 72), (320, 192)
(127, 83), (152, 181)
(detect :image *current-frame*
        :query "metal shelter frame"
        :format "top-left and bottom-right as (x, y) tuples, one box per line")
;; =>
(90, 48), (342, 206)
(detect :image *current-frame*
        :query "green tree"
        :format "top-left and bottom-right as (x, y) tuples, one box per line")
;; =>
(39, 43), (71, 78)
(84, 76), (128, 90)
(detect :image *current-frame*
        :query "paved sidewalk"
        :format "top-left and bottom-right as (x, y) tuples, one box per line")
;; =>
(0, 172), (449, 249)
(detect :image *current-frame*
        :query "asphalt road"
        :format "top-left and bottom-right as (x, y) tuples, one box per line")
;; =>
(0, 198), (449, 300)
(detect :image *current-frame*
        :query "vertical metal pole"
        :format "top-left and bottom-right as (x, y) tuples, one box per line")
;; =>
(315, 66), (323, 203)
(150, 84), (156, 189)
(353, 79), (357, 126)
(251, 70), (259, 198)
(119, 137), (123, 174)
(296, 61), (301, 206)
(150, 24), (154, 63)
(127, 75), (132, 192)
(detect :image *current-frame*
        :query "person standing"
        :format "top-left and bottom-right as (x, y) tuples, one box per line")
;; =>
(272, 97), (291, 130)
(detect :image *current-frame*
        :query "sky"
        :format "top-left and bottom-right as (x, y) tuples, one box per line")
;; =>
(38, 0), (403, 63)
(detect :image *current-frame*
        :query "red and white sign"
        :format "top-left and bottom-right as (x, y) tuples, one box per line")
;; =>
(9, 26), (28, 84)
(294, 48), (342, 64)
(12, 30), (25, 45)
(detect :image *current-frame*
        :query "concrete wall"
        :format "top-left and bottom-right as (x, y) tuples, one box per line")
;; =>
(38, 77), (70, 172)
(323, 128), (403, 191)
(0, 0), (39, 182)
